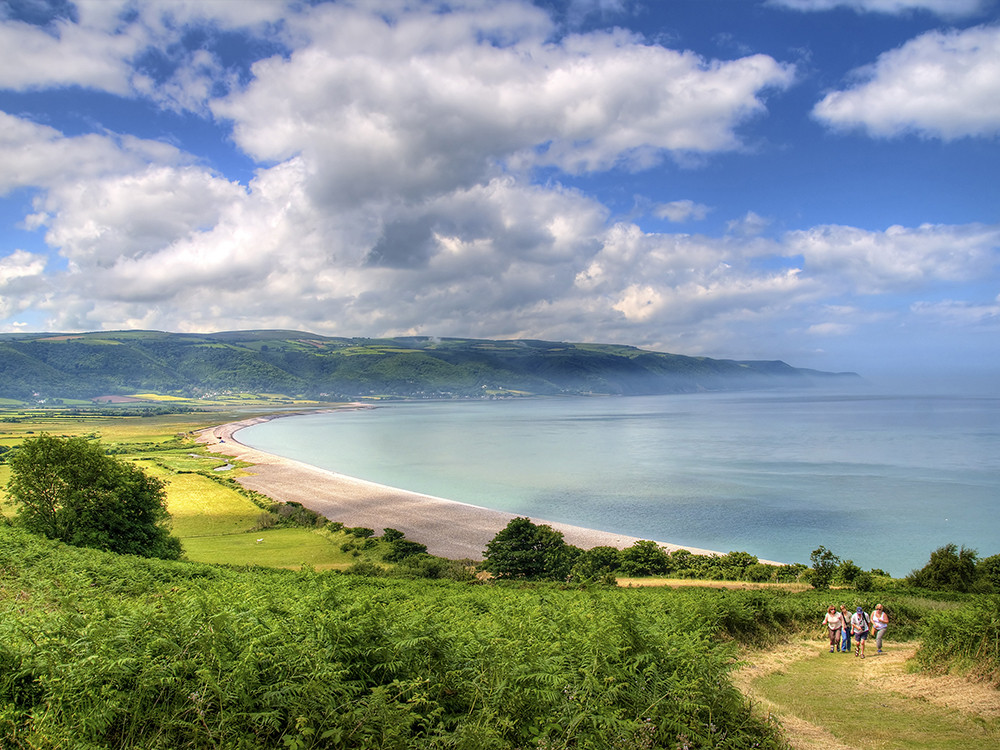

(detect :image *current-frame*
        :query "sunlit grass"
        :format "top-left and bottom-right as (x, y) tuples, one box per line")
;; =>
(753, 646), (1000, 749)
(181, 527), (365, 570)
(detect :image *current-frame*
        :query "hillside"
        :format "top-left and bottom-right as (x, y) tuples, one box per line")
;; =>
(0, 330), (859, 400)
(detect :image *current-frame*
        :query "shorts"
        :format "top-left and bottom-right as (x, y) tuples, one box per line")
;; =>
(854, 629), (868, 642)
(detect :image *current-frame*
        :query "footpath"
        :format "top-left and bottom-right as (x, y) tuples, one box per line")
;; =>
(736, 639), (1000, 750)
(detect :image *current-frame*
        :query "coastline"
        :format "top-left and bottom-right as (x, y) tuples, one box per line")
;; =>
(196, 406), (728, 561)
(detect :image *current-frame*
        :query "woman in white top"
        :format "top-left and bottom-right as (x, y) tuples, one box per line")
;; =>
(871, 603), (889, 654)
(822, 606), (844, 652)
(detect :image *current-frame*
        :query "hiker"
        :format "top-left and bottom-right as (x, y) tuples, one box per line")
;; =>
(850, 606), (870, 658)
(871, 603), (889, 654)
(839, 605), (851, 652)
(822, 605), (844, 652)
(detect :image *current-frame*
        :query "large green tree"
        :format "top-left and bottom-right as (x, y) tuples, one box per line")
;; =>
(6, 434), (181, 559)
(481, 517), (580, 581)
(907, 543), (979, 592)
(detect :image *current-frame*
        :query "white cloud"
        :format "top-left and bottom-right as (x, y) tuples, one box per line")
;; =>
(786, 222), (1000, 292)
(814, 24), (1000, 139)
(0, 112), (191, 196)
(654, 200), (712, 223)
(0, 250), (48, 318)
(0, 12), (138, 93)
(912, 296), (1000, 326)
(727, 211), (772, 237)
(212, 1), (794, 209)
(767, 0), (988, 16)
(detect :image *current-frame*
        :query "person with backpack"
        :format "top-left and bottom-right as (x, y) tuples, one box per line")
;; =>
(839, 605), (852, 652)
(850, 606), (871, 658)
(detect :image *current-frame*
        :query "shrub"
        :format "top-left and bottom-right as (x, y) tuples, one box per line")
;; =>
(914, 595), (1000, 685)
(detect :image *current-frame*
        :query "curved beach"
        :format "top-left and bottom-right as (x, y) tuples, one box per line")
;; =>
(197, 408), (726, 561)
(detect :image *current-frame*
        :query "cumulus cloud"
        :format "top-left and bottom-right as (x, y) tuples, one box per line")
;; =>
(655, 200), (712, 223)
(3, 0), (998, 370)
(0, 250), (48, 319)
(0, 112), (190, 195)
(767, 0), (988, 16)
(212, 1), (794, 209)
(814, 24), (1000, 139)
(786, 223), (1000, 292)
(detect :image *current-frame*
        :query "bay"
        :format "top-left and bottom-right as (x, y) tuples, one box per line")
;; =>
(237, 391), (1000, 576)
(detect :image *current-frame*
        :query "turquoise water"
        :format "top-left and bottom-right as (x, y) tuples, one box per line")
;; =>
(238, 391), (1000, 576)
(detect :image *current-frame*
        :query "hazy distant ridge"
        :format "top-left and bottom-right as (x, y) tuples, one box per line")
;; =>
(0, 330), (859, 400)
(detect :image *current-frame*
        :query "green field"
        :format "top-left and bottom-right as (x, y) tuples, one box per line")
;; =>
(0, 402), (378, 571)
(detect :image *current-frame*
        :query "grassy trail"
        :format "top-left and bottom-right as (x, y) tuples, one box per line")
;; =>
(738, 639), (1000, 750)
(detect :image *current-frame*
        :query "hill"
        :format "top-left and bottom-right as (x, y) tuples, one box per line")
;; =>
(0, 330), (859, 400)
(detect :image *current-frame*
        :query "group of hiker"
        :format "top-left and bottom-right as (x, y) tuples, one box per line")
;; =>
(822, 603), (888, 658)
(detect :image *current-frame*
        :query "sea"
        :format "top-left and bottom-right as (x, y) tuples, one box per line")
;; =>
(237, 390), (1000, 577)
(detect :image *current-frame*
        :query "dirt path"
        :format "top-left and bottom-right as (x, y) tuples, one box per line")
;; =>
(736, 639), (1000, 750)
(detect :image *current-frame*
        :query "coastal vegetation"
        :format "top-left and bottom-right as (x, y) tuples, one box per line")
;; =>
(0, 329), (858, 401)
(1, 402), (998, 748)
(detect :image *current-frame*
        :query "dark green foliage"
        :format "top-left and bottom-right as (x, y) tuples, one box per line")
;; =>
(619, 539), (671, 576)
(0, 525), (788, 749)
(6, 434), (180, 560)
(809, 546), (840, 589)
(570, 545), (622, 581)
(907, 543), (979, 592)
(976, 554), (1000, 592)
(0, 330), (858, 400)
(347, 526), (375, 538)
(480, 517), (581, 581)
(383, 539), (428, 562)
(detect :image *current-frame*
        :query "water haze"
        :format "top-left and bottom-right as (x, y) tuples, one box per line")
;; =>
(238, 389), (1000, 576)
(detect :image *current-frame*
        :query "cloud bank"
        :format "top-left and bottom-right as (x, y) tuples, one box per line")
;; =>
(0, 0), (998, 377)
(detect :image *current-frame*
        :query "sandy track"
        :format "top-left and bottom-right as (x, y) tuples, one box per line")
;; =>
(196, 407), (726, 561)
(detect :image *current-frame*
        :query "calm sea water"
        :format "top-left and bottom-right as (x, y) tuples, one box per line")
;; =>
(238, 391), (1000, 576)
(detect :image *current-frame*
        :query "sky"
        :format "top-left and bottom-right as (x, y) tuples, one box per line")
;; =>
(1, 0), (998, 383)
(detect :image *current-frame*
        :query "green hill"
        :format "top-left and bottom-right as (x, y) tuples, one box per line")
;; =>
(0, 330), (859, 400)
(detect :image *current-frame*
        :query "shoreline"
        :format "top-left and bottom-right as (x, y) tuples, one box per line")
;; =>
(196, 406), (733, 562)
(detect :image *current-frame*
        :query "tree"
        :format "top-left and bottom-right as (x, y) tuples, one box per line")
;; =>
(571, 545), (621, 581)
(6, 434), (181, 559)
(978, 553), (1000, 592)
(619, 540), (671, 577)
(907, 543), (978, 592)
(809, 546), (840, 589)
(481, 517), (580, 581)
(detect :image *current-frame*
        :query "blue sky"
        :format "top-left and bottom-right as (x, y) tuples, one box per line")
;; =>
(1, 0), (998, 383)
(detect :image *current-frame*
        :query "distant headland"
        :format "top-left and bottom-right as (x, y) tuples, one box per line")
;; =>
(0, 329), (860, 401)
